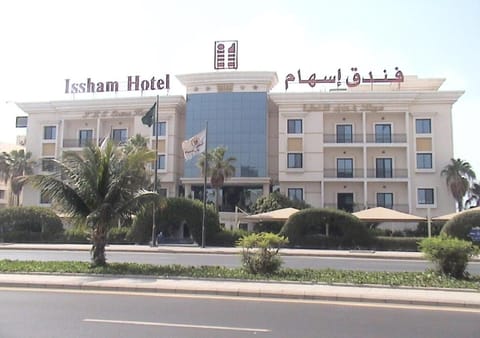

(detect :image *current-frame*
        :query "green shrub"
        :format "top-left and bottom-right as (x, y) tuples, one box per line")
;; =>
(209, 229), (248, 247)
(0, 207), (64, 242)
(237, 232), (288, 274)
(441, 210), (480, 240)
(107, 227), (130, 243)
(280, 208), (372, 248)
(64, 226), (89, 243)
(373, 236), (421, 251)
(253, 221), (283, 234)
(128, 197), (221, 244)
(419, 234), (479, 278)
(408, 221), (443, 237)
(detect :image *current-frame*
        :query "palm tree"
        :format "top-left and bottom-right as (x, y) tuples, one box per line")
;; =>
(29, 140), (157, 266)
(197, 146), (236, 211)
(441, 158), (476, 211)
(0, 149), (35, 206)
(466, 182), (480, 208)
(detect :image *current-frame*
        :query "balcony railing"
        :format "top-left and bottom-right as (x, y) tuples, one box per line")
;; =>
(324, 168), (364, 178)
(323, 134), (364, 143)
(63, 137), (125, 148)
(365, 133), (406, 143)
(323, 133), (407, 144)
(366, 168), (408, 178)
(63, 139), (98, 148)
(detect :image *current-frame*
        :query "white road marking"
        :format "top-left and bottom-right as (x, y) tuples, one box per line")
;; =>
(83, 318), (271, 332)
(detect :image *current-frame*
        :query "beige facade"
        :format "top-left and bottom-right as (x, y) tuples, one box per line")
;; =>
(16, 72), (462, 219)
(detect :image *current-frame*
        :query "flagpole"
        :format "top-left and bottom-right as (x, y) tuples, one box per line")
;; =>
(151, 95), (159, 247)
(201, 121), (208, 248)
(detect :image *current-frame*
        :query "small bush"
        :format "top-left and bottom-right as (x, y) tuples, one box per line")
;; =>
(209, 229), (248, 247)
(441, 210), (480, 240)
(419, 234), (479, 278)
(237, 232), (288, 274)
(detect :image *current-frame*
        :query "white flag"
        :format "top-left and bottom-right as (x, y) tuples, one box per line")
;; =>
(182, 129), (206, 160)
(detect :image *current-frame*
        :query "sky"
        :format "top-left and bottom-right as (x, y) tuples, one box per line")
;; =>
(1, 0), (479, 173)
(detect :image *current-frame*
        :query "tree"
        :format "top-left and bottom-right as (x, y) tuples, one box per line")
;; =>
(251, 191), (310, 214)
(197, 146), (236, 211)
(0, 149), (35, 206)
(29, 140), (157, 266)
(441, 158), (476, 211)
(465, 182), (480, 208)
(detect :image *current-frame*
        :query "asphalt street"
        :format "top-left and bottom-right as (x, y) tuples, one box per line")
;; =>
(1, 288), (479, 338)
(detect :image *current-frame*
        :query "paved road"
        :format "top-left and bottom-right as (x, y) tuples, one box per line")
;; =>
(2, 249), (480, 273)
(1, 288), (479, 338)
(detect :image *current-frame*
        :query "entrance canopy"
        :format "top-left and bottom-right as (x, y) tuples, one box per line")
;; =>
(352, 207), (426, 222)
(432, 206), (480, 221)
(245, 208), (299, 222)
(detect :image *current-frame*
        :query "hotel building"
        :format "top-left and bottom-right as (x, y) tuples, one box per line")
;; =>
(16, 70), (463, 219)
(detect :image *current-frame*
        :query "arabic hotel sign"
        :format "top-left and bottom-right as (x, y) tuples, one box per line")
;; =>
(214, 40), (238, 70)
(284, 67), (404, 90)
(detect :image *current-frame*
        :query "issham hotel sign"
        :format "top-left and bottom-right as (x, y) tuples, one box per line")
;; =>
(64, 74), (170, 94)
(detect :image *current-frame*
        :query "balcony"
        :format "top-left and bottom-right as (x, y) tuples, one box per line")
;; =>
(324, 168), (364, 178)
(63, 137), (125, 148)
(366, 133), (406, 143)
(366, 168), (408, 179)
(323, 134), (364, 144)
(63, 139), (98, 148)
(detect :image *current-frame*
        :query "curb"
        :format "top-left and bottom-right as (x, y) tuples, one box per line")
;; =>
(1, 274), (479, 309)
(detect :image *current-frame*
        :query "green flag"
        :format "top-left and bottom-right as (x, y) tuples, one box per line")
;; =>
(141, 102), (156, 127)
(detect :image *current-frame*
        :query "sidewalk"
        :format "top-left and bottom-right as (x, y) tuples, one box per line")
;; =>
(0, 243), (479, 308)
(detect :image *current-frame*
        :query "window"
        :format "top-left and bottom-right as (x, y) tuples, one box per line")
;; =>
(153, 122), (166, 137)
(41, 158), (56, 172)
(0, 190), (5, 200)
(112, 129), (127, 144)
(336, 124), (353, 143)
(417, 153), (433, 169)
(376, 158), (393, 178)
(377, 193), (394, 209)
(288, 188), (303, 201)
(375, 124), (391, 143)
(43, 126), (56, 140)
(337, 158), (353, 178)
(418, 188), (434, 205)
(78, 129), (93, 147)
(156, 154), (166, 170)
(287, 119), (302, 134)
(287, 153), (303, 168)
(337, 193), (354, 212)
(416, 119), (431, 134)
